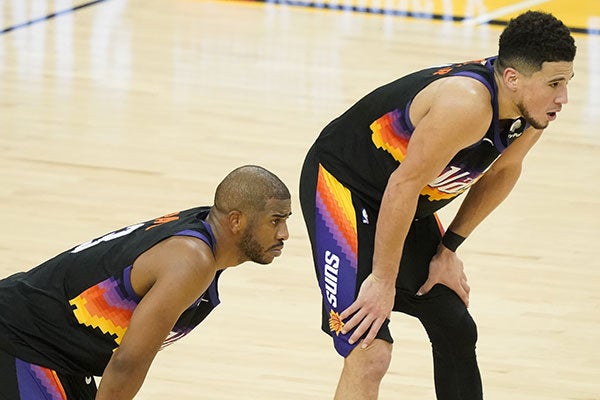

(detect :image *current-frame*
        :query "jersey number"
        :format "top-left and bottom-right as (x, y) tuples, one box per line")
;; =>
(71, 223), (145, 253)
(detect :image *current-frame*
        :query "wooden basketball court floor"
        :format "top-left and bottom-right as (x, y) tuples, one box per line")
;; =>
(0, 0), (598, 398)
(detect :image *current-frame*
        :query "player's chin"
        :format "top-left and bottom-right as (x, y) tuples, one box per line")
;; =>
(260, 249), (283, 264)
(270, 247), (283, 257)
(252, 254), (276, 265)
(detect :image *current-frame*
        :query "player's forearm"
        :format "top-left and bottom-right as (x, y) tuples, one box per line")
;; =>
(96, 375), (145, 400)
(448, 162), (522, 238)
(372, 181), (420, 282)
(96, 352), (152, 400)
(449, 127), (542, 239)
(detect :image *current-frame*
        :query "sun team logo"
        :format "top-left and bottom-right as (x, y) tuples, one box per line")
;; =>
(329, 310), (344, 336)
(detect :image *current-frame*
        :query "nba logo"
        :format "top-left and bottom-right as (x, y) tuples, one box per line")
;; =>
(361, 208), (369, 224)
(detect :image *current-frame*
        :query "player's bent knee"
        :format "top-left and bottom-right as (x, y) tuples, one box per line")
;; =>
(454, 312), (478, 351)
(432, 311), (479, 358)
(344, 339), (393, 381)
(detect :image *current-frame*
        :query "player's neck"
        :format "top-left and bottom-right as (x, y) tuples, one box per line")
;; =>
(205, 208), (243, 270)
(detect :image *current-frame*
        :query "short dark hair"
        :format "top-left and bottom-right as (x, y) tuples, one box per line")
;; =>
(496, 11), (576, 75)
(214, 165), (290, 213)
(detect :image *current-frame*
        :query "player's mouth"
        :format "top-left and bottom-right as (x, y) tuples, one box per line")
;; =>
(269, 244), (284, 256)
(547, 108), (561, 121)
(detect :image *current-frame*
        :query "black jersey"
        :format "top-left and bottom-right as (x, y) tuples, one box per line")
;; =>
(313, 57), (528, 218)
(0, 207), (221, 376)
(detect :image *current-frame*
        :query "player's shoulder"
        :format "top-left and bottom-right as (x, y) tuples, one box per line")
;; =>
(440, 75), (492, 105)
(423, 74), (492, 115)
(427, 58), (492, 76)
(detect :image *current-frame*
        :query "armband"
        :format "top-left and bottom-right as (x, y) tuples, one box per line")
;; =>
(441, 230), (466, 252)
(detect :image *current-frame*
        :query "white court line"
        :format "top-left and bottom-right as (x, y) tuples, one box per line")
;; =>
(463, 0), (552, 25)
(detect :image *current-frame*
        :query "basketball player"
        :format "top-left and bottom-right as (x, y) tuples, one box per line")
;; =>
(299, 11), (576, 400)
(0, 165), (291, 399)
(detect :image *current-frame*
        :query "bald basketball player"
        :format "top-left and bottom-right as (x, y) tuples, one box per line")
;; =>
(0, 165), (291, 399)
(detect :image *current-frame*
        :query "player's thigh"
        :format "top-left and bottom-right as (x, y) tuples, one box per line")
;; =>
(307, 166), (393, 355)
(59, 373), (97, 400)
(0, 348), (96, 400)
(0, 348), (19, 399)
(395, 214), (443, 295)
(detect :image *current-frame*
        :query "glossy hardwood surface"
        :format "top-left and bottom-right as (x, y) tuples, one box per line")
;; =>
(0, 1), (598, 398)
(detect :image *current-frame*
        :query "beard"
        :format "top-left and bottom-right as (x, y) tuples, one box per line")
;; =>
(239, 226), (271, 265)
(517, 101), (548, 130)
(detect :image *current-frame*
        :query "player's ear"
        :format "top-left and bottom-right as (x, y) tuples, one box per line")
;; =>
(228, 210), (246, 234)
(503, 67), (519, 91)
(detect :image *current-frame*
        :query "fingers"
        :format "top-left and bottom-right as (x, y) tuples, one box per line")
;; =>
(341, 307), (379, 345)
(339, 301), (388, 347)
(460, 278), (470, 307)
(339, 299), (360, 321)
(458, 276), (471, 307)
(416, 278), (434, 296)
(343, 313), (385, 348)
(340, 308), (365, 337)
(462, 277), (470, 293)
(346, 313), (372, 345)
(339, 297), (369, 341)
(417, 276), (470, 307)
(337, 275), (395, 348)
(458, 287), (470, 307)
(360, 318), (385, 348)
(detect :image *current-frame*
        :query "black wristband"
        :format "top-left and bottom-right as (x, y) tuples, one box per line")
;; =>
(441, 230), (466, 252)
